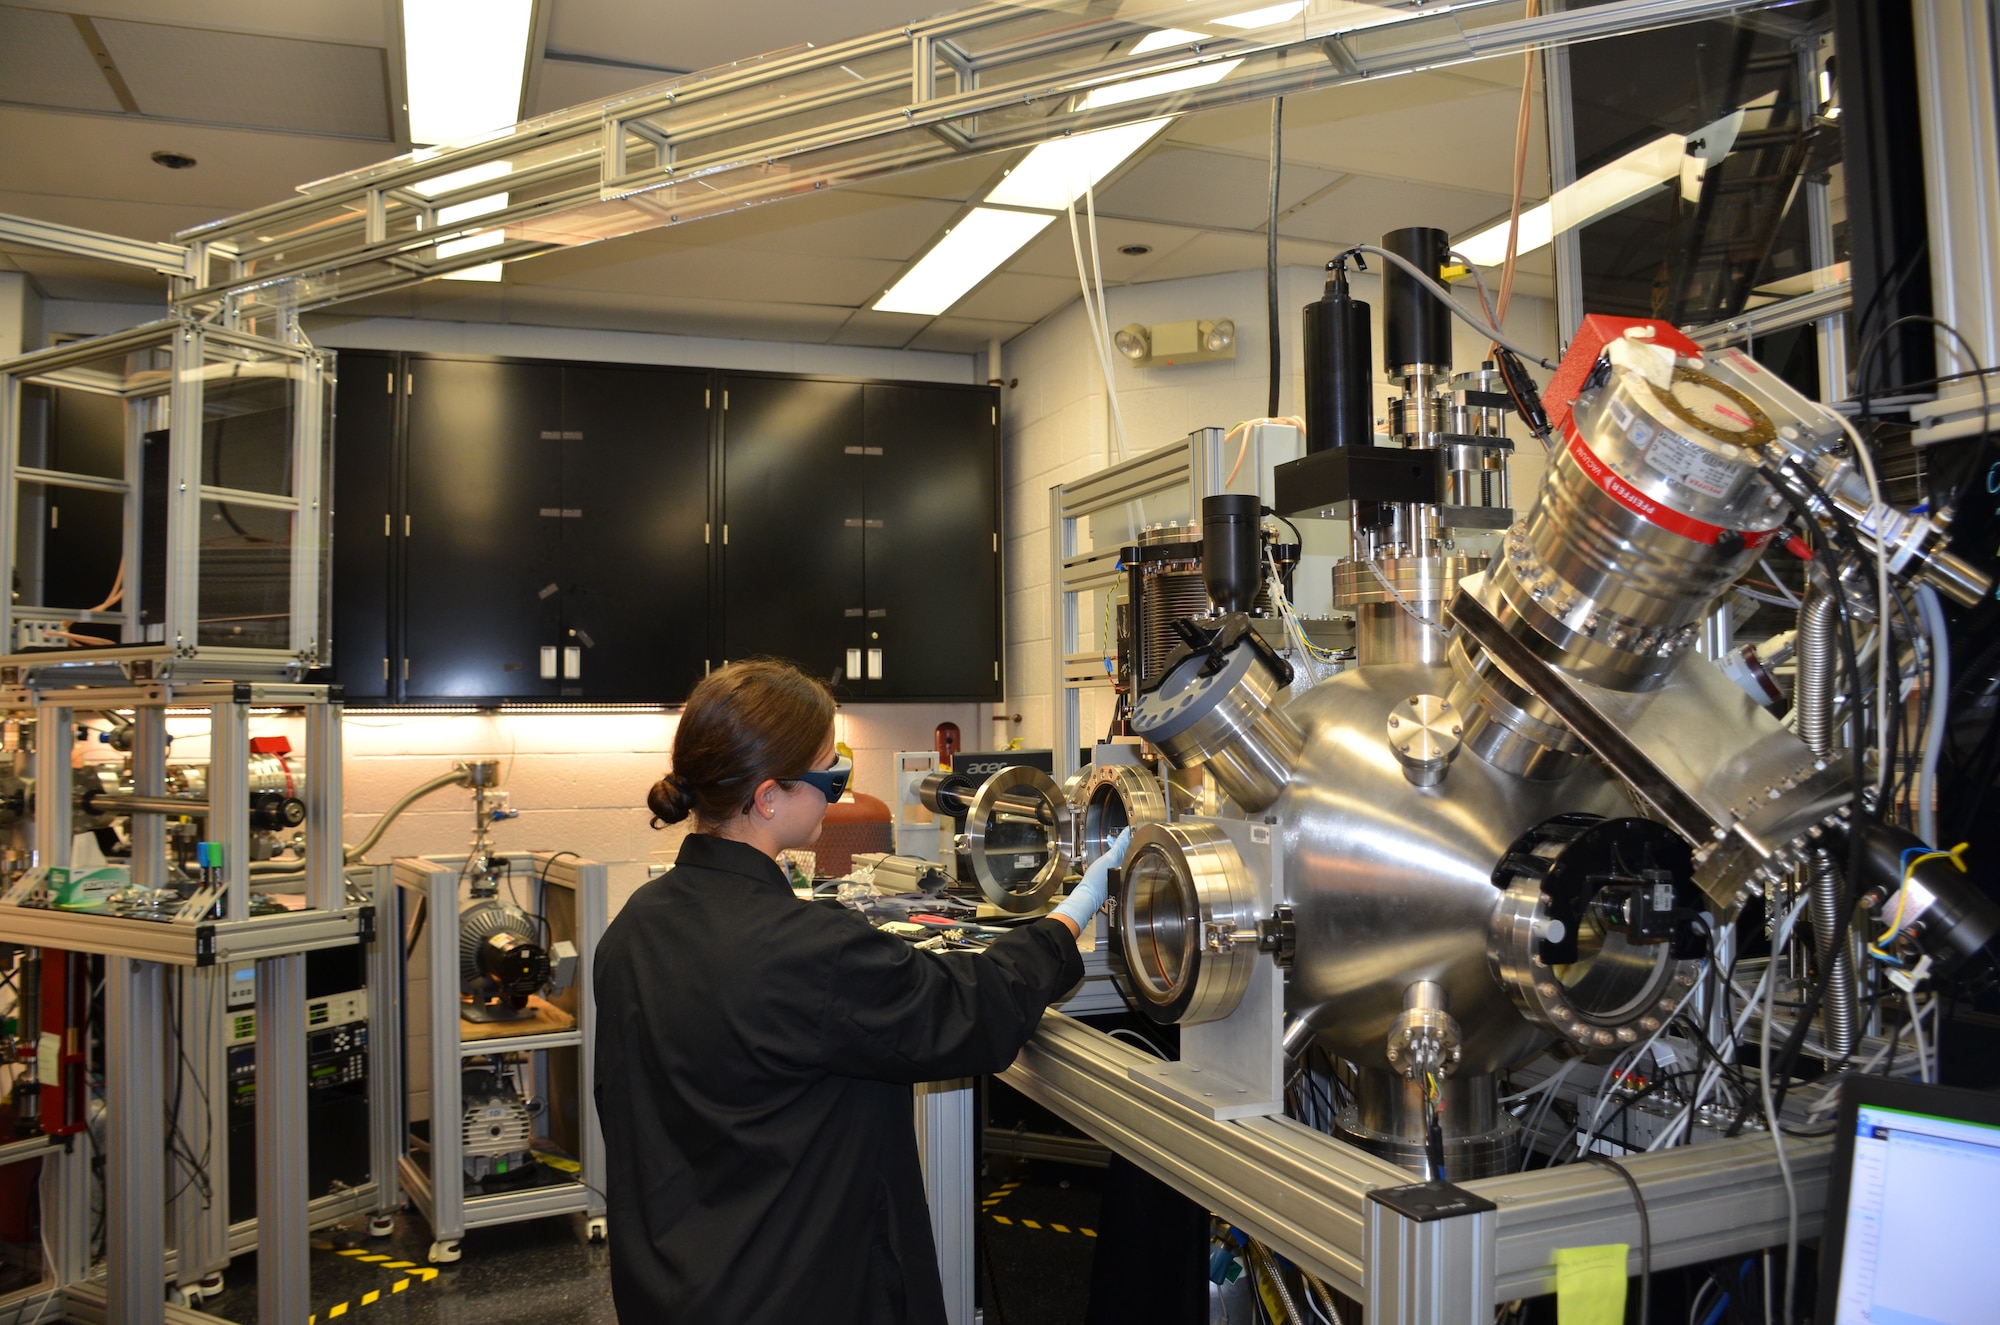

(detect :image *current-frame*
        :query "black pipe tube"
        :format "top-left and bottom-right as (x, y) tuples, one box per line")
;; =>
(1201, 494), (1263, 616)
(1302, 262), (1372, 453)
(1381, 226), (1452, 376)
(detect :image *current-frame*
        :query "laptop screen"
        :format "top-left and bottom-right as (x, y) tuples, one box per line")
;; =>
(1828, 1095), (2000, 1325)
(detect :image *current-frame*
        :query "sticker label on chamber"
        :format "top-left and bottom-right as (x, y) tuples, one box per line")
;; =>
(1565, 427), (1776, 549)
(1640, 425), (1744, 500)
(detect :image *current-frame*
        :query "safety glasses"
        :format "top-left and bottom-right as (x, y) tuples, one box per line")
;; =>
(795, 753), (852, 804)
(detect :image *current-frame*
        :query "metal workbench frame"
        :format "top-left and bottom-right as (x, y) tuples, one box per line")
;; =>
(395, 853), (607, 1263)
(1004, 1014), (1828, 1322)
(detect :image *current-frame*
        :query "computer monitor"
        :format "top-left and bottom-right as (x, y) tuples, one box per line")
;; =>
(1818, 1076), (2000, 1325)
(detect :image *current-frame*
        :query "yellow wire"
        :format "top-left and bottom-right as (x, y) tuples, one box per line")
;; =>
(1872, 843), (1970, 954)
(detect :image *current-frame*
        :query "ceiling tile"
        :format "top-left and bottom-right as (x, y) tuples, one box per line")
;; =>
(1164, 72), (1547, 199)
(1281, 176), (1513, 249)
(0, 188), (239, 246)
(1097, 146), (1340, 233)
(24, 1), (387, 45)
(1130, 231), (1342, 285)
(1006, 217), (1203, 282)
(531, 58), (665, 119)
(846, 155), (1013, 204)
(948, 272), (1079, 325)
(0, 105), (396, 230)
(666, 190), (965, 261)
(506, 286), (854, 341)
(827, 310), (927, 349)
(545, 0), (926, 79)
(0, 248), (164, 302)
(0, 6), (125, 114)
(95, 19), (391, 139)
(907, 317), (1033, 354)
(510, 240), (903, 307)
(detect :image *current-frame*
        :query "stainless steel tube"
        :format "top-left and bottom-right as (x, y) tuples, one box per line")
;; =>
(1794, 586), (1857, 1059)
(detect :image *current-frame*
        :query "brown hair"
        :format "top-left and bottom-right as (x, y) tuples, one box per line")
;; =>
(648, 658), (835, 829)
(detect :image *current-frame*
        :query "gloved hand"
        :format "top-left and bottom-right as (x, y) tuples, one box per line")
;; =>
(1052, 828), (1132, 930)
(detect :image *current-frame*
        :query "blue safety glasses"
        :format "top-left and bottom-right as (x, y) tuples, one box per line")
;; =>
(796, 753), (852, 804)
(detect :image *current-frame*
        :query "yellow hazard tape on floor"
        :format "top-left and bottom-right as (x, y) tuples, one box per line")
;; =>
(311, 1247), (444, 1320)
(988, 1214), (1096, 1238)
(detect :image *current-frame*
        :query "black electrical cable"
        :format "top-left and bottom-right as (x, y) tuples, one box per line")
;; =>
(1582, 1153), (1652, 1325)
(1853, 312), (1993, 526)
(1266, 97), (1284, 420)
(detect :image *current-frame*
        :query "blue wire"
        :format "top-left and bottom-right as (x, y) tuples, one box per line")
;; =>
(1699, 1292), (1729, 1325)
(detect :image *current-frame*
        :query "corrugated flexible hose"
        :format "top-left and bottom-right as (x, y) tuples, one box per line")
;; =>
(1794, 586), (1857, 1059)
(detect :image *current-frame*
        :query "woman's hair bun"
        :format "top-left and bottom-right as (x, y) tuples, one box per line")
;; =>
(647, 772), (697, 826)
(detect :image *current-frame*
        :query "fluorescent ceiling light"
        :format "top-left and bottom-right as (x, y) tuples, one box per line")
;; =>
(983, 119), (1172, 210)
(436, 228), (505, 282)
(1456, 106), (1753, 267)
(874, 208), (1055, 315)
(403, 0), (535, 147)
(1080, 60), (1242, 112)
(1132, 28), (1208, 55)
(414, 160), (513, 198)
(1214, 2), (1305, 30)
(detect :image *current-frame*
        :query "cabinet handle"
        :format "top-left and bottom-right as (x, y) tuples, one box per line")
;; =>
(844, 446), (864, 455)
(866, 608), (887, 619)
(844, 608), (863, 618)
(864, 446), (883, 457)
(845, 648), (862, 679)
(866, 648), (883, 681)
(540, 430), (562, 440)
(386, 372), (394, 396)
(540, 647), (557, 680)
(405, 514), (411, 536)
(384, 513), (391, 537)
(403, 659), (410, 681)
(563, 646), (581, 680)
(843, 518), (884, 529)
(382, 657), (389, 681)
(406, 373), (414, 395)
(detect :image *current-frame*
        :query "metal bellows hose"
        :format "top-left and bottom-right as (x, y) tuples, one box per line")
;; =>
(1794, 586), (1857, 1059)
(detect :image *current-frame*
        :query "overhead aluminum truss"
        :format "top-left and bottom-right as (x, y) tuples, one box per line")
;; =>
(150, 0), (1783, 319)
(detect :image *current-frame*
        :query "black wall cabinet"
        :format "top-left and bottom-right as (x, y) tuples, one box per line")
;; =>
(329, 353), (999, 705)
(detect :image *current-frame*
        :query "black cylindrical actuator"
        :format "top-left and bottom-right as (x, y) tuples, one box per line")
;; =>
(1201, 494), (1263, 616)
(1381, 226), (1452, 376)
(1302, 262), (1372, 453)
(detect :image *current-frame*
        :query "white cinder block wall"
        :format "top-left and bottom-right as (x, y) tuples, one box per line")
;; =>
(999, 265), (1561, 753)
(155, 703), (977, 921)
(334, 704), (978, 917)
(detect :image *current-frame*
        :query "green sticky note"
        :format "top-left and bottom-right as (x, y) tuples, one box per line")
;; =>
(1553, 1244), (1629, 1325)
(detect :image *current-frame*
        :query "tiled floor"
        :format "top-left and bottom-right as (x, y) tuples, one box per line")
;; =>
(200, 1158), (1100, 1323)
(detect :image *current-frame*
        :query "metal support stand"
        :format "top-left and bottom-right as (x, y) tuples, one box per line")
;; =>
(254, 953), (309, 1323)
(1364, 1183), (1496, 1325)
(915, 1079), (976, 1325)
(105, 957), (167, 1325)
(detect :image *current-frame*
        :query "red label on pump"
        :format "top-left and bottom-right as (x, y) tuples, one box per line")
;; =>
(1565, 426), (1777, 550)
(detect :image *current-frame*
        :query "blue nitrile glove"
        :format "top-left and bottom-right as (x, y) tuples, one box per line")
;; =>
(1052, 828), (1131, 929)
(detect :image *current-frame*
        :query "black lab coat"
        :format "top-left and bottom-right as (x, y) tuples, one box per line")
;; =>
(594, 832), (1084, 1323)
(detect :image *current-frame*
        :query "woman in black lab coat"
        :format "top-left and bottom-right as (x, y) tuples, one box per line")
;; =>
(595, 659), (1127, 1324)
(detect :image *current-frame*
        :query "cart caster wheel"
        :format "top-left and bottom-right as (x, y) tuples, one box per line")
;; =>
(585, 1218), (607, 1245)
(428, 1240), (461, 1265)
(368, 1215), (396, 1238)
(167, 1287), (192, 1308)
